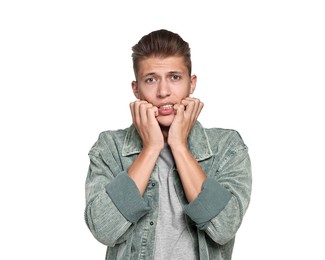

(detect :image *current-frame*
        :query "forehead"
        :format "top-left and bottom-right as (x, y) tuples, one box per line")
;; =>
(137, 56), (188, 76)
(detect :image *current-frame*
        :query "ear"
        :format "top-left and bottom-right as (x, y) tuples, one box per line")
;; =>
(190, 75), (197, 94)
(131, 81), (140, 99)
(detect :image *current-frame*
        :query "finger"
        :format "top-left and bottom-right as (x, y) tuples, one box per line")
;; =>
(173, 103), (181, 115)
(133, 100), (148, 124)
(183, 97), (198, 104)
(181, 97), (198, 110)
(182, 98), (203, 121)
(147, 106), (159, 122)
(138, 102), (153, 123)
(153, 106), (159, 117)
(174, 103), (185, 121)
(181, 98), (196, 115)
(129, 102), (136, 123)
(191, 99), (203, 121)
(194, 101), (204, 120)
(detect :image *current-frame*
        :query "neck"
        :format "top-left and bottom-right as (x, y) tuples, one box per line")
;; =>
(160, 126), (169, 143)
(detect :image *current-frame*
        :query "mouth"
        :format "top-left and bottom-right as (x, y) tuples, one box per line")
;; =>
(159, 104), (173, 110)
(158, 103), (174, 116)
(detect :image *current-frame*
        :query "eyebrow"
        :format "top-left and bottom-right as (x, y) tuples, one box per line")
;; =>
(168, 71), (184, 75)
(143, 72), (156, 77)
(142, 71), (184, 78)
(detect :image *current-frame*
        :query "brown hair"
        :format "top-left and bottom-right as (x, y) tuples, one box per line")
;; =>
(132, 29), (192, 79)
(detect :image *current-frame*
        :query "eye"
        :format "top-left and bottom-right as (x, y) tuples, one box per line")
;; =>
(145, 77), (156, 84)
(171, 74), (181, 81)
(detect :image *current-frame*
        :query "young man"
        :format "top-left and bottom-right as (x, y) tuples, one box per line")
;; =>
(85, 29), (252, 259)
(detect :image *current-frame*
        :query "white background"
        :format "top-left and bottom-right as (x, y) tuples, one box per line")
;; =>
(1, 1), (324, 259)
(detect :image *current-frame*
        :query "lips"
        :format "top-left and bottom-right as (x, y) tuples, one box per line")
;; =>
(158, 103), (174, 116)
(159, 104), (173, 110)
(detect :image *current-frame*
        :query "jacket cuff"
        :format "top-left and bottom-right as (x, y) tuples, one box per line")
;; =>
(184, 177), (232, 229)
(105, 172), (151, 223)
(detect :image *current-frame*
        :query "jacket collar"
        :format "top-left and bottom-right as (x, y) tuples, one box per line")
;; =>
(122, 121), (213, 161)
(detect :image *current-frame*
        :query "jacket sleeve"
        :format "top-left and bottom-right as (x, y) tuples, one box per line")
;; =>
(184, 130), (252, 245)
(84, 133), (151, 246)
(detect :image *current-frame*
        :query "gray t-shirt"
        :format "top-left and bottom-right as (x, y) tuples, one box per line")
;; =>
(154, 144), (196, 260)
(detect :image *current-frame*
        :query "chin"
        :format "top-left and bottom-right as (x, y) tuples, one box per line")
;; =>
(157, 115), (174, 127)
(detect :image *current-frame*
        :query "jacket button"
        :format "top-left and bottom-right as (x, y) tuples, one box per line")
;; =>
(151, 183), (155, 187)
(150, 221), (154, 225)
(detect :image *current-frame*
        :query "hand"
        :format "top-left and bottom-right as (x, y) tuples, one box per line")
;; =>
(167, 97), (204, 148)
(129, 100), (164, 152)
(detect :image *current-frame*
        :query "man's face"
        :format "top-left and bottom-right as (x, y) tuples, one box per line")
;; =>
(132, 56), (197, 127)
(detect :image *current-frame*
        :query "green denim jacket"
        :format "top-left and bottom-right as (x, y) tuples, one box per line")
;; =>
(85, 121), (252, 259)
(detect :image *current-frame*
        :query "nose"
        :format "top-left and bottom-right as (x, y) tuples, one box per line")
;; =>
(157, 79), (171, 98)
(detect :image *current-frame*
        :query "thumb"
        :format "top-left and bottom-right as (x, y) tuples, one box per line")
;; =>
(174, 104), (185, 120)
